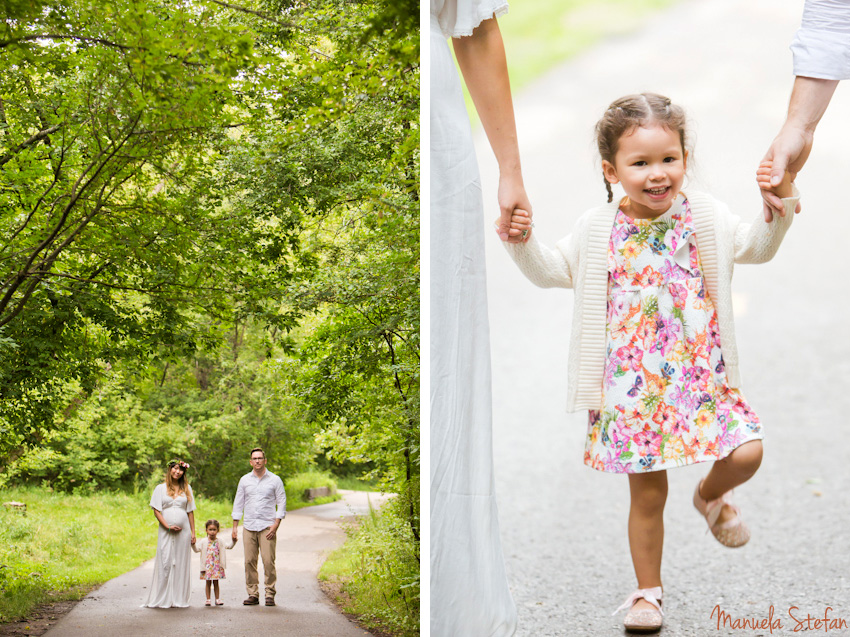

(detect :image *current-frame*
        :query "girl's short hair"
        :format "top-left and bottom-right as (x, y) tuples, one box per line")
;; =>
(205, 519), (220, 530)
(595, 93), (688, 202)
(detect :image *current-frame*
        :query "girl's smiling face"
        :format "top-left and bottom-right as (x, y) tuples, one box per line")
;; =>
(602, 123), (688, 219)
(169, 464), (185, 480)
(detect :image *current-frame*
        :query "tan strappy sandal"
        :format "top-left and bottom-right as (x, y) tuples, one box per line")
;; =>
(693, 479), (750, 547)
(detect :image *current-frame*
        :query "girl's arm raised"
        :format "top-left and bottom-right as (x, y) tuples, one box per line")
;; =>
(501, 230), (577, 289)
(728, 185), (801, 264)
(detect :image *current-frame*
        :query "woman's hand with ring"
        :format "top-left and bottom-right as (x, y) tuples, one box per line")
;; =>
(511, 208), (533, 243)
(496, 174), (532, 242)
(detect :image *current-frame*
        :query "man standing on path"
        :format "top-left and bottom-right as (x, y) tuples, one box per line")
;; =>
(232, 447), (287, 607)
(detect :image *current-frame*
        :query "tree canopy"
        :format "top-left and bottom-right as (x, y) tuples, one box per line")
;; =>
(2, 0), (417, 541)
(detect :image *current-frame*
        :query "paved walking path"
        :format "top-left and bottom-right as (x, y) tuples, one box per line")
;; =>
(44, 491), (390, 637)
(479, 1), (850, 634)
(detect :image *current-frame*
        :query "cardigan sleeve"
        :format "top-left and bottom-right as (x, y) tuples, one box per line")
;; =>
(502, 211), (589, 288)
(502, 234), (575, 288)
(729, 187), (800, 264)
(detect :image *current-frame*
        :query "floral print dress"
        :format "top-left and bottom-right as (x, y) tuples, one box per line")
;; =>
(584, 195), (763, 474)
(202, 539), (226, 580)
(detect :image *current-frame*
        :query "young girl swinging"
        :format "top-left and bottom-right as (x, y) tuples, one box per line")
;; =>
(502, 92), (798, 632)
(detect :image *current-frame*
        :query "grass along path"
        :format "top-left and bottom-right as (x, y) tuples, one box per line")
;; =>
(319, 499), (419, 637)
(0, 488), (167, 623)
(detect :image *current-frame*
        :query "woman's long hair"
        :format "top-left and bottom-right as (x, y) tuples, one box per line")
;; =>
(165, 460), (193, 503)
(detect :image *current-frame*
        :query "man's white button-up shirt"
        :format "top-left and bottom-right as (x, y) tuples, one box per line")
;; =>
(791, 0), (850, 80)
(232, 469), (287, 531)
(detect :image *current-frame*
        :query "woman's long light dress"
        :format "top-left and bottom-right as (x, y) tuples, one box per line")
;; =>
(143, 483), (195, 608)
(430, 1), (517, 634)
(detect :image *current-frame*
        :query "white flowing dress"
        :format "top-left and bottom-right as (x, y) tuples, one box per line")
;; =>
(430, 1), (516, 634)
(143, 483), (195, 608)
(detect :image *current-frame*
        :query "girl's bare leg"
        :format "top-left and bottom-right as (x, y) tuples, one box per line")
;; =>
(213, 580), (220, 599)
(205, 580), (212, 600)
(699, 440), (763, 523)
(627, 470), (668, 611)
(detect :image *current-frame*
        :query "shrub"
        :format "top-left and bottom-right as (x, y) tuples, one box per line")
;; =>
(285, 470), (339, 509)
(320, 496), (419, 636)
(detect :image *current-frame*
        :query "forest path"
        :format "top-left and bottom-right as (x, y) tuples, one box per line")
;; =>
(44, 490), (390, 637)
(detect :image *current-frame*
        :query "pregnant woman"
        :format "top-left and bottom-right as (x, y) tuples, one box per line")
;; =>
(143, 460), (197, 608)
(430, 0), (530, 634)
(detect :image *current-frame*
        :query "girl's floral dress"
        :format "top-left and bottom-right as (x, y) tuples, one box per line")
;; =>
(585, 195), (763, 473)
(202, 539), (226, 580)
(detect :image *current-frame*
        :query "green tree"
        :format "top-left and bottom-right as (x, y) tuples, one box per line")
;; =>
(0, 0), (265, 463)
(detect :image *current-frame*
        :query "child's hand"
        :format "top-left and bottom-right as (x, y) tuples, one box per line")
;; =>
(757, 160), (793, 199)
(495, 208), (533, 243)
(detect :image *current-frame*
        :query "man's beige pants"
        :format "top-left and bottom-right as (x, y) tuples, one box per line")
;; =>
(243, 528), (277, 598)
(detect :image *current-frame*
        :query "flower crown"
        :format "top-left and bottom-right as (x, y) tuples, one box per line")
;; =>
(168, 460), (190, 471)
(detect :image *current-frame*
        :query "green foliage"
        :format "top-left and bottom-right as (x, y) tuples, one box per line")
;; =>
(285, 469), (339, 509)
(2, 326), (320, 499)
(3, 370), (185, 492)
(0, 0), (273, 461)
(320, 497), (419, 637)
(334, 475), (379, 491)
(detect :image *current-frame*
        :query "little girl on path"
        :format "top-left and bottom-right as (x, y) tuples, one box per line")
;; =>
(192, 519), (236, 606)
(503, 93), (798, 633)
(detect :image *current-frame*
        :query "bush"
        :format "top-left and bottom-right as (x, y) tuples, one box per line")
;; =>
(320, 496), (419, 637)
(285, 470), (339, 509)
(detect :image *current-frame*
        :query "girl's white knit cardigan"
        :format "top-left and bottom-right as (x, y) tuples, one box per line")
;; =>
(505, 189), (800, 412)
(192, 535), (236, 571)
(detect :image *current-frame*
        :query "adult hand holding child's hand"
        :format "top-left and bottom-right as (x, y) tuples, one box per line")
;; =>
(495, 207), (533, 243)
(496, 175), (533, 243)
(756, 160), (794, 203)
(758, 154), (800, 222)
